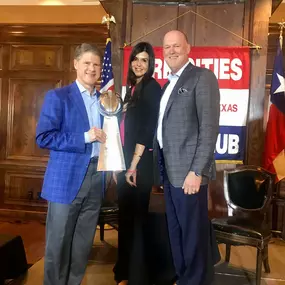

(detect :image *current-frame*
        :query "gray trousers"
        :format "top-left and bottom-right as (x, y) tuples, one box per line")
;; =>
(43, 159), (102, 285)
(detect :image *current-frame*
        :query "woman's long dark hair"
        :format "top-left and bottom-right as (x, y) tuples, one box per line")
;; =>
(124, 42), (155, 107)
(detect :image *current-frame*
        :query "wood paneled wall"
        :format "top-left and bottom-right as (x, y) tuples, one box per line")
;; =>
(102, 0), (272, 217)
(0, 25), (107, 219)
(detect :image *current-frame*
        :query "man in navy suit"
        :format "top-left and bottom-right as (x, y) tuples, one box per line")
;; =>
(155, 31), (220, 285)
(36, 43), (106, 285)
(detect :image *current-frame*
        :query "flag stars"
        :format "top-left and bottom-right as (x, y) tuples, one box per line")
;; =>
(100, 41), (114, 93)
(273, 73), (285, 94)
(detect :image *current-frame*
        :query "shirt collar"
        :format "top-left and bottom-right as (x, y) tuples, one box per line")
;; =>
(167, 61), (190, 81)
(76, 79), (97, 97)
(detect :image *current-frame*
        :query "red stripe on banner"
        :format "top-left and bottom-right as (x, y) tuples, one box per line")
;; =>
(122, 46), (250, 90)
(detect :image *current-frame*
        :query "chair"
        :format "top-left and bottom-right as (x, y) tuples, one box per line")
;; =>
(212, 165), (275, 285)
(98, 201), (119, 241)
(271, 179), (285, 240)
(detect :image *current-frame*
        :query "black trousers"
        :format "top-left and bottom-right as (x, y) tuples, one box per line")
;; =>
(114, 172), (152, 285)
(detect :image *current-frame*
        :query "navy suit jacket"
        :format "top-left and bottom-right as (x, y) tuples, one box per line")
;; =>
(36, 82), (102, 204)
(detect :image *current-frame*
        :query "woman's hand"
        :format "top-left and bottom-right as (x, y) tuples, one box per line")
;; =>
(125, 169), (137, 187)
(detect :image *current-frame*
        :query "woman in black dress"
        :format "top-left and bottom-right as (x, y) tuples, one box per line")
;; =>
(113, 42), (161, 285)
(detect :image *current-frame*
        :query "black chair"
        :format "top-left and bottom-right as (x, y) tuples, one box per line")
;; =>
(271, 179), (285, 240)
(212, 165), (275, 285)
(98, 201), (119, 241)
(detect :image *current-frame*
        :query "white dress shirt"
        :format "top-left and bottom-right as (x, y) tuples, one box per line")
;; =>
(76, 80), (101, 158)
(157, 61), (190, 148)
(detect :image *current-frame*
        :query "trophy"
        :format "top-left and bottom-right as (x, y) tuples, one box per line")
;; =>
(97, 90), (126, 171)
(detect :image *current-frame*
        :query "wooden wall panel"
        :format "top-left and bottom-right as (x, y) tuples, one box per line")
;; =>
(6, 79), (61, 161)
(4, 171), (46, 207)
(131, 4), (177, 46)
(177, 6), (196, 46)
(10, 45), (63, 71)
(195, 4), (244, 46)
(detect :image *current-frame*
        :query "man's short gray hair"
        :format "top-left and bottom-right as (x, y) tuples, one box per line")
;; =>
(74, 43), (102, 60)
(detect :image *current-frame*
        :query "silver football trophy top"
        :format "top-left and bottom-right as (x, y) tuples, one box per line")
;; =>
(97, 90), (122, 116)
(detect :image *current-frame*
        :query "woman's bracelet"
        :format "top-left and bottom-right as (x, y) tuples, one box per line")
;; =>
(127, 169), (137, 174)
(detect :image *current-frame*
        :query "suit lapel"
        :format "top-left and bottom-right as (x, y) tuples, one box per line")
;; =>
(69, 82), (90, 130)
(163, 63), (194, 118)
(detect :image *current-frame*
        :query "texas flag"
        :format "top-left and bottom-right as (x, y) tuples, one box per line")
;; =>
(263, 38), (285, 181)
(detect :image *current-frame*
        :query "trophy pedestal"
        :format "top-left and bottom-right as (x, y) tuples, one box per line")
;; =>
(97, 116), (126, 171)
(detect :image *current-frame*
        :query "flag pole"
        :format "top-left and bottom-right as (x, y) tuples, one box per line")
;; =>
(278, 21), (285, 49)
(102, 14), (116, 38)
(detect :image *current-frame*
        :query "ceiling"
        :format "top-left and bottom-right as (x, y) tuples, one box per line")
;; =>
(0, 0), (100, 4)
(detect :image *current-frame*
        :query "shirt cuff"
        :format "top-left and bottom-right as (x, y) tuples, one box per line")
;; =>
(84, 132), (90, 143)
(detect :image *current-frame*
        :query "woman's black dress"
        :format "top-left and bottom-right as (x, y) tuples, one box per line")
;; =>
(113, 77), (161, 285)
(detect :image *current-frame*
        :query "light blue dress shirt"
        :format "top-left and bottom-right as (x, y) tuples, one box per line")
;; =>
(76, 80), (101, 158)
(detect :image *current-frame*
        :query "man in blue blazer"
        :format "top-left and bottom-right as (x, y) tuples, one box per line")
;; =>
(36, 43), (106, 285)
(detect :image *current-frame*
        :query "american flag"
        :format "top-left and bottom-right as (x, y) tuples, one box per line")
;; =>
(100, 38), (114, 93)
(263, 36), (285, 181)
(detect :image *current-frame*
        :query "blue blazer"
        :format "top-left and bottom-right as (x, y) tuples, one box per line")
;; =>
(36, 82), (101, 204)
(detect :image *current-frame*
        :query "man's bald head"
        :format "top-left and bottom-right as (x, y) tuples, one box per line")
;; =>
(163, 30), (190, 74)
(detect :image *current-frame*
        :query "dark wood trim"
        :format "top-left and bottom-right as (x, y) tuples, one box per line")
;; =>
(246, 0), (272, 166)
(0, 24), (108, 45)
(272, 0), (283, 14)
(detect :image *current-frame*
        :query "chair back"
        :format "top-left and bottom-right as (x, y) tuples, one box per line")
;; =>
(224, 165), (275, 213)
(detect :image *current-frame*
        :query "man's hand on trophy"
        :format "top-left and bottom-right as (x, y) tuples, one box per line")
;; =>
(88, 127), (107, 143)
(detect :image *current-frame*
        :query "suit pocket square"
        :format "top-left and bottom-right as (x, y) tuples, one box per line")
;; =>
(178, 87), (188, 95)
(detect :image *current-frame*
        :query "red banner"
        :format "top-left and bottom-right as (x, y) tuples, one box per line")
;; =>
(122, 46), (249, 90)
